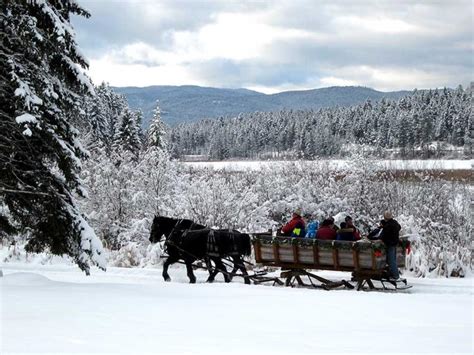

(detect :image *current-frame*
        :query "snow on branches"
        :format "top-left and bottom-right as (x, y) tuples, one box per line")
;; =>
(1, 0), (103, 274)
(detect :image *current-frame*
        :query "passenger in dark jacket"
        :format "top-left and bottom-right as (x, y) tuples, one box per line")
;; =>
(368, 220), (386, 240)
(336, 222), (358, 241)
(344, 216), (361, 240)
(382, 211), (401, 280)
(316, 219), (336, 240)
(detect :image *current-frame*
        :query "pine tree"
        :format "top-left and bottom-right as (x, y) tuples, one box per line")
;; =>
(147, 102), (167, 150)
(0, 0), (105, 273)
(135, 109), (146, 144)
(92, 83), (113, 145)
(451, 85), (468, 146)
(82, 91), (107, 148)
(113, 107), (142, 156)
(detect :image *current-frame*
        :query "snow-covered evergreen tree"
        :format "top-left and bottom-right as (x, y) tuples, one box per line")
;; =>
(113, 107), (142, 156)
(0, 0), (105, 273)
(147, 102), (167, 150)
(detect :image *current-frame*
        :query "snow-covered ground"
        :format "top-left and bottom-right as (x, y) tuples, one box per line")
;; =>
(184, 159), (473, 171)
(1, 263), (472, 354)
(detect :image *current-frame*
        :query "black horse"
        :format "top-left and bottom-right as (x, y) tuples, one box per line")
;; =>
(149, 216), (251, 284)
(149, 216), (206, 242)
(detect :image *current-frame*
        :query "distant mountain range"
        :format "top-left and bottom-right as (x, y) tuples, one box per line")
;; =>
(114, 85), (410, 127)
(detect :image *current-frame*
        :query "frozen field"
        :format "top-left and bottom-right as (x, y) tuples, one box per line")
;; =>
(1, 263), (472, 355)
(184, 159), (473, 171)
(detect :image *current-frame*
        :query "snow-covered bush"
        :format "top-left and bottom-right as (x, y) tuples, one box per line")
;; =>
(79, 146), (176, 251)
(107, 241), (164, 268)
(1, 240), (74, 266)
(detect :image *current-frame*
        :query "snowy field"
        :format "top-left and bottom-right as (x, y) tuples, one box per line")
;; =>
(184, 159), (473, 171)
(1, 263), (472, 355)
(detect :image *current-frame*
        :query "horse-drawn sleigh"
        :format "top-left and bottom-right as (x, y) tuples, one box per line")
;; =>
(149, 216), (412, 291)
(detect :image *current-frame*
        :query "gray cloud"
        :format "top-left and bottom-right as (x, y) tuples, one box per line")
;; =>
(73, 1), (215, 55)
(73, 0), (272, 55)
(72, 0), (473, 91)
(265, 34), (472, 70)
(190, 59), (317, 88)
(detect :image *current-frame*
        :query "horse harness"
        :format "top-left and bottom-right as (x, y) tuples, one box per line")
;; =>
(207, 230), (218, 256)
(163, 223), (239, 259)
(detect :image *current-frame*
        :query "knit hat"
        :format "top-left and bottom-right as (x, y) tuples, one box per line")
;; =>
(294, 208), (302, 216)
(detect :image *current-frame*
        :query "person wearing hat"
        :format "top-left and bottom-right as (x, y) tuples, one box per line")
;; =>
(381, 211), (401, 280)
(280, 208), (306, 237)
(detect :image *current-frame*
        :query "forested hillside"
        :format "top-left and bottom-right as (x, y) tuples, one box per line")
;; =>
(170, 87), (472, 159)
(115, 85), (409, 126)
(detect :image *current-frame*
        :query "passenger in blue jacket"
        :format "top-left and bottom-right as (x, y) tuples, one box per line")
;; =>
(305, 217), (319, 238)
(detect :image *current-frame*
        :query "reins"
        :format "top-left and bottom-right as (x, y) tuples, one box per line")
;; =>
(156, 218), (185, 248)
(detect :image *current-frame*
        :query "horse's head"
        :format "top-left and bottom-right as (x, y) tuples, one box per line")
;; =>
(149, 215), (207, 243)
(149, 215), (174, 243)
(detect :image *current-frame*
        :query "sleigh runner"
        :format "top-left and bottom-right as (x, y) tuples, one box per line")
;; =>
(252, 234), (411, 290)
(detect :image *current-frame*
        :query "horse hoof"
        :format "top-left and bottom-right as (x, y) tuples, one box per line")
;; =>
(206, 278), (214, 283)
(164, 277), (171, 282)
(190, 279), (197, 284)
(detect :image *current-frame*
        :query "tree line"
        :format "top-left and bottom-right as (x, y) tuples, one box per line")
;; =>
(170, 87), (472, 160)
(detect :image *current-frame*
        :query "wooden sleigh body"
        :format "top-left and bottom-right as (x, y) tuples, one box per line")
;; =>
(252, 234), (411, 291)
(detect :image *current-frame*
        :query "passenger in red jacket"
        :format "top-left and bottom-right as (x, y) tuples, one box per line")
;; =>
(316, 219), (337, 240)
(281, 208), (306, 237)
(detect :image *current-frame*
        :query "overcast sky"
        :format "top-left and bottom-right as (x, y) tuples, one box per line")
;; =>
(72, 0), (473, 93)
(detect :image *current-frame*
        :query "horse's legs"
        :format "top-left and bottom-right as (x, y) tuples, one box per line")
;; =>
(162, 255), (178, 282)
(237, 256), (250, 285)
(206, 258), (219, 283)
(228, 256), (239, 282)
(185, 260), (197, 284)
(213, 258), (230, 283)
(230, 256), (250, 284)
